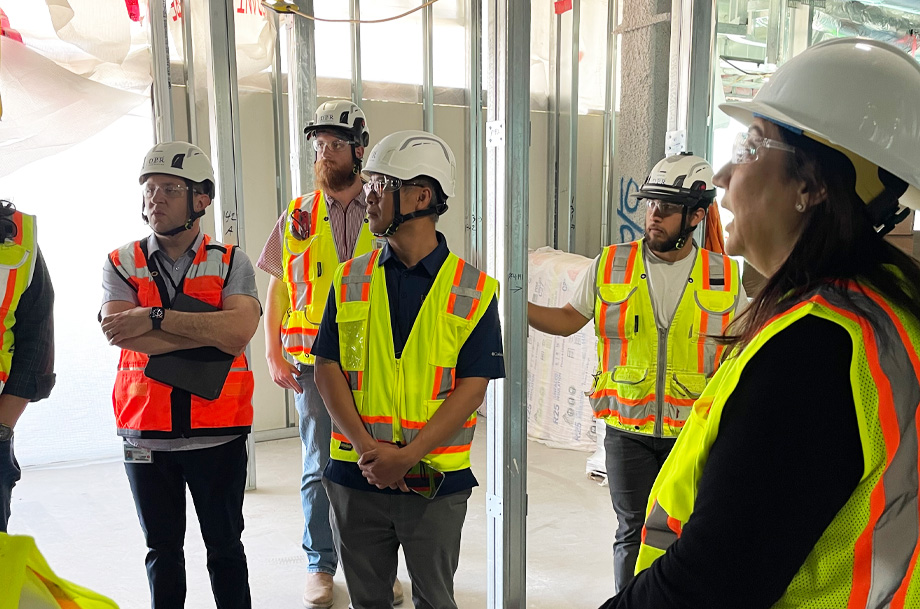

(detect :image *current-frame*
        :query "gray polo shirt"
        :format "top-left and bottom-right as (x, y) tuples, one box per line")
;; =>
(101, 230), (261, 451)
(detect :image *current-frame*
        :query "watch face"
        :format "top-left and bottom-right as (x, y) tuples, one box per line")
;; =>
(151, 308), (165, 319)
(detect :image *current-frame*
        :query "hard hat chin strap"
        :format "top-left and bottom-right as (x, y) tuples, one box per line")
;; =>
(372, 190), (444, 238)
(149, 189), (206, 237)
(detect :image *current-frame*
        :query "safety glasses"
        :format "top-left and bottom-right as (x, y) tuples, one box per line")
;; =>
(363, 176), (425, 197)
(312, 138), (355, 154)
(142, 183), (188, 199)
(732, 132), (797, 165)
(645, 199), (685, 216)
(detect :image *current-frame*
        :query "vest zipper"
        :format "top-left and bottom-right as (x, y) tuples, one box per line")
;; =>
(655, 327), (667, 438)
(393, 358), (403, 444)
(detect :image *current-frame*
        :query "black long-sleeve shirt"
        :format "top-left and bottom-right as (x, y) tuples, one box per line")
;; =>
(600, 316), (862, 609)
(4, 246), (55, 401)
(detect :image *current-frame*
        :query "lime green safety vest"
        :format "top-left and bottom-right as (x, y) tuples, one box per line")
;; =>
(281, 191), (375, 365)
(589, 240), (741, 437)
(0, 533), (119, 609)
(329, 249), (499, 472)
(635, 281), (920, 607)
(0, 211), (37, 393)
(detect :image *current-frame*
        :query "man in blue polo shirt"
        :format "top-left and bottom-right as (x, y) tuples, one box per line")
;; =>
(312, 131), (504, 609)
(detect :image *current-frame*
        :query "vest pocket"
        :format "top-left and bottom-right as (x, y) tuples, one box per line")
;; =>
(598, 284), (635, 305)
(429, 313), (473, 368)
(670, 372), (707, 400)
(608, 365), (653, 405)
(597, 284), (638, 340)
(114, 371), (173, 431)
(694, 290), (736, 315)
(337, 303), (370, 371)
(190, 370), (254, 429)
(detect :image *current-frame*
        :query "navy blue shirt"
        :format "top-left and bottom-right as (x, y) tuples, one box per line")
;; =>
(312, 232), (505, 495)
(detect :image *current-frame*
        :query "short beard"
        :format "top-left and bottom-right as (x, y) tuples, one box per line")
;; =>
(315, 158), (358, 193)
(644, 228), (683, 253)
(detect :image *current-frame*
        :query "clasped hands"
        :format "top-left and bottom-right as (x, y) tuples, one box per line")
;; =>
(358, 442), (414, 492)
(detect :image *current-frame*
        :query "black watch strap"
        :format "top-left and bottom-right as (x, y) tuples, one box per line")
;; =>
(150, 306), (165, 331)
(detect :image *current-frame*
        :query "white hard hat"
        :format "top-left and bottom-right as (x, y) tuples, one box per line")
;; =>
(363, 130), (457, 198)
(632, 153), (716, 208)
(720, 38), (920, 210)
(139, 141), (215, 189)
(304, 99), (370, 147)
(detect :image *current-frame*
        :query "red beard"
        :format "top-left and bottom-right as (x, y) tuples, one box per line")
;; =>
(314, 158), (357, 193)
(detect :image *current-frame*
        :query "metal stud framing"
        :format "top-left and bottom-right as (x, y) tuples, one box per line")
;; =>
(485, 0), (530, 606)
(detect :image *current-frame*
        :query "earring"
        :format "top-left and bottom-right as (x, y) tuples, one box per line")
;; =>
(795, 202), (806, 212)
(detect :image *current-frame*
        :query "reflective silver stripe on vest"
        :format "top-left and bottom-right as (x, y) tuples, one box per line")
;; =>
(341, 252), (376, 303)
(820, 287), (920, 607)
(363, 420), (392, 440)
(402, 422), (474, 450)
(707, 252), (727, 291)
(643, 500), (679, 551)
(608, 244), (636, 284)
(114, 246), (152, 281)
(346, 370), (361, 391)
(435, 367), (454, 400)
(450, 263), (485, 319)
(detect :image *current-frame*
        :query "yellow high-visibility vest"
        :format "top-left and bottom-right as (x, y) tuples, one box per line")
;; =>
(329, 249), (498, 472)
(0, 211), (37, 394)
(0, 533), (119, 609)
(281, 191), (375, 365)
(635, 281), (920, 607)
(589, 240), (741, 437)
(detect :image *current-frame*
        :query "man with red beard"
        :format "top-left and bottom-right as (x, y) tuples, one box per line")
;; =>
(528, 153), (746, 594)
(256, 100), (398, 608)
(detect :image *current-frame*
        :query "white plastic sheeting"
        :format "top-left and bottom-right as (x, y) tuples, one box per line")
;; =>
(526, 247), (599, 454)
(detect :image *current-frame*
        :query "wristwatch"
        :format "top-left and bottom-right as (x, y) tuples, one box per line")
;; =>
(0, 423), (13, 442)
(150, 306), (165, 331)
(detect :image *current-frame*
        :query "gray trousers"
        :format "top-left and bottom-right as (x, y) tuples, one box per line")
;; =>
(324, 479), (471, 609)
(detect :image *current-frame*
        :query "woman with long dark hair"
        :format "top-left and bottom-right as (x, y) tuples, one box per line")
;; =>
(600, 38), (920, 608)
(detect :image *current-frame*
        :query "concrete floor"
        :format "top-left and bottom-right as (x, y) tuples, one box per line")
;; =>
(8, 424), (617, 608)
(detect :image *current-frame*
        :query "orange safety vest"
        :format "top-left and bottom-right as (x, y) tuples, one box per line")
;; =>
(108, 234), (254, 438)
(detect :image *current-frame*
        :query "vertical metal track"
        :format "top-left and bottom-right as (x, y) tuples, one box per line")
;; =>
(179, 0), (197, 143)
(599, 0), (619, 248)
(467, 1), (484, 265)
(290, 1), (317, 196)
(148, 0), (174, 142)
(350, 0), (363, 107)
(485, 0), (529, 606)
(203, 0), (254, 489)
(422, 1), (435, 132)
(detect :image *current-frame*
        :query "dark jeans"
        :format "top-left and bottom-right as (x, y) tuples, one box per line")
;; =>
(0, 434), (20, 532)
(605, 426), (676, 593)
(125, 435), (251, 609)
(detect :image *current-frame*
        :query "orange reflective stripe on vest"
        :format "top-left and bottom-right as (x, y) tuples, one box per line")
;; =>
(109, 235), (254, 438)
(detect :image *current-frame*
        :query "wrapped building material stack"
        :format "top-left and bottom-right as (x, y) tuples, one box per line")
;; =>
(527, 248), (600, 463)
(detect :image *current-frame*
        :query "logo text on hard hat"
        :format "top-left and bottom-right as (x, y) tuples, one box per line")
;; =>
(149, 156), (165, 165)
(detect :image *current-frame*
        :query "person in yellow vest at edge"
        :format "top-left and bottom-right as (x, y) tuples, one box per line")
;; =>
(528, 152), (745, 592)
(312, 130), (505, 609)
(0, 200), (55, 534)
(99, 142), (261, 609)
(1, 532), (118, 609)
(599, 38), (920, 609)
(255, 100), (402, 608)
